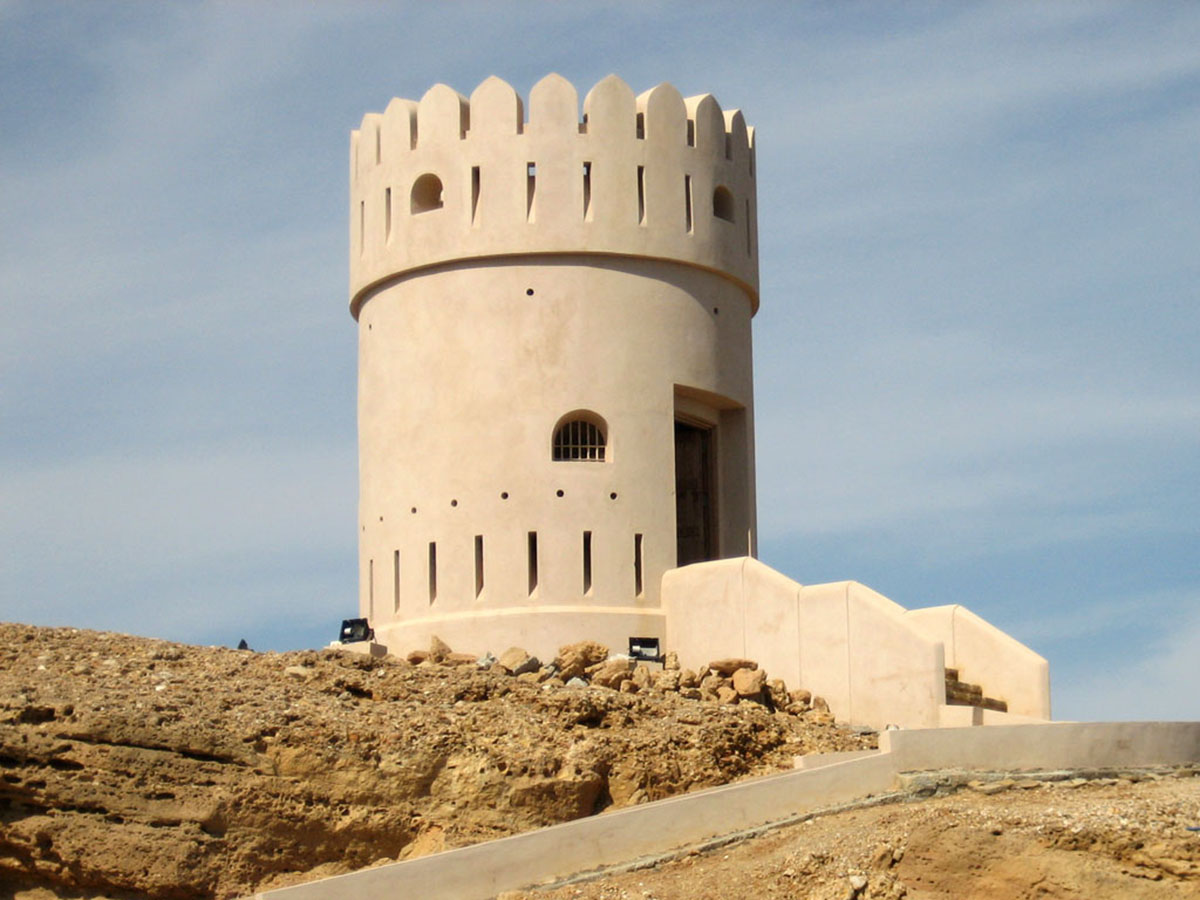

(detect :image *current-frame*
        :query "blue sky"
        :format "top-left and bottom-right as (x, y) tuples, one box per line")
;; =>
(2, 2), (1197, 721)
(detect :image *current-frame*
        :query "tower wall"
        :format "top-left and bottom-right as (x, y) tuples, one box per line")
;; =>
(352, 75), (759, 660)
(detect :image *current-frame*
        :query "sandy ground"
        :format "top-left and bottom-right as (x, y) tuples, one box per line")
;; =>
(515, 771), (1200, 900)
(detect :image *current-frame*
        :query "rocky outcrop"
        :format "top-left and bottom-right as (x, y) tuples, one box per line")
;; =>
(0, 624), (871, 899)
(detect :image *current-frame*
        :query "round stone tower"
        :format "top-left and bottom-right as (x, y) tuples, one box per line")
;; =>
(351, 74), (759, 659)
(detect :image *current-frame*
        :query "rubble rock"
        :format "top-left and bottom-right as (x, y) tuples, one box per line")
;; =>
(789, 688), (812, 707)
(429, 634), (452, 661)
(708, 658), (757, 676)
(631, 664), (653, 691)
(732, 667), (767, 697)
(498, 647), (540, 676)
(554, 641), (610, 681)
(591, 659), (634, 689)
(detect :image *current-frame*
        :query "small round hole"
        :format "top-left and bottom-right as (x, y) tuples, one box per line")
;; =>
(450, 499), (458, 507)
(379, 516), (383, 522)
(526, 288), (534, 296)
(500, 491), (509, 500)
(410, 507), (417, 514)
(555, 489), (564, 498)
(368, 323), (373, 330)
(713, 307), (719, 315)
(610, 492), (618, 500)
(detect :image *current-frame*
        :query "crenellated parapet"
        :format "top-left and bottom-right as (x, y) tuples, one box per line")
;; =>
(349, 74), (758, 316)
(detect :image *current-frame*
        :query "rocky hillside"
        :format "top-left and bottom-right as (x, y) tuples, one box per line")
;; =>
(0, 623), (871, 899)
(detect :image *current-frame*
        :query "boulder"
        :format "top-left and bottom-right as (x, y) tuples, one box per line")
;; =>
(699, 672), (726, 693)
(406, 650), (430, 665)
(678, 668), (699, 688)
(732, 668), (767, 697)
(429, 635), (452, 662)
(652, 670), (681, 692)
(591, 659), (633, 689)
(716, 685), (740, 705)
(707, 658), (757, 676)
(631, 664), (653, 691)
(663, 651), (681, 671)
(789, 688), (812, 708)
(498, 647), (540, 676)
(767, 678), (790, 708)
(554, 641), (609, 681)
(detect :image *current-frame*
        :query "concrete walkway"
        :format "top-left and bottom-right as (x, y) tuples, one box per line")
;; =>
(249, 722), (1200, 900)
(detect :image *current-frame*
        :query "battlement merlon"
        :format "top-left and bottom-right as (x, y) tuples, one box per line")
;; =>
(349, 74), (759, 318)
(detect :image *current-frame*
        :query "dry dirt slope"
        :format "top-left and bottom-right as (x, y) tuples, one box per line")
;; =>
(0, 623), (869, 899)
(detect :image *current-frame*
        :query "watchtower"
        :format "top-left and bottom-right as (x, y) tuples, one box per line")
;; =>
(351, 74), (759, 659)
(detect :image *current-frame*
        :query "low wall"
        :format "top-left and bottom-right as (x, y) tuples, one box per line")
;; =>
(905, 604), (1050, 718)
(248, 721), (1200, 900)
(663, 559), (945, 729)
(882, 721), (1200, 771)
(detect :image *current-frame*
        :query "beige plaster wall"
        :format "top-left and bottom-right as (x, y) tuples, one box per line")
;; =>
(350, 75), (758, 313)
(352, 76), (758, 656)
(905, 604), (1051, 719)
(663, 557), (1051, 731)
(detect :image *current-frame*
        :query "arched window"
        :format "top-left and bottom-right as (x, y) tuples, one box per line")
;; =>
(552, 413), (607, 461)
(411, 173), (444, 213)
(713, 185), (735, 223)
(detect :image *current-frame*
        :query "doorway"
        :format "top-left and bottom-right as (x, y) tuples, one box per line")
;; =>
(675, 420), (715, 566)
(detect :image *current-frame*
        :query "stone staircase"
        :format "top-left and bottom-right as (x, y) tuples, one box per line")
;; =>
(945, 668), (1008, 713)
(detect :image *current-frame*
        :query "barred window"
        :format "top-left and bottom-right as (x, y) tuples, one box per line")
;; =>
(553, 416), (606, 461)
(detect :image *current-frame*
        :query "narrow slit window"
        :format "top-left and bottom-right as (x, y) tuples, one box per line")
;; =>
(526, 161), (536, 221)
(582, 531), (593, 594)
(745, 199), (752, 253)
(527, 532), (538, 595)
(393, 549), (400, 612)
(636, 111), (645, 139)
(634, 533), (644, 597)
(713, 186), (735, 223)
(385, 187), (392, 241)
(428, 542), (437, 604)
(358, 200), (365, 256)
(471, 165), (481, 226)
(724, 132), (732, 160)
(474, 535), (484, 597)
(368, 558), (375, 620)
(637, 165), (646, 225)
(684, 175), (693, 233)
(374, 127), (381, 164)
(582, 161), (592, 220)
(686, 119), (695, 147)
